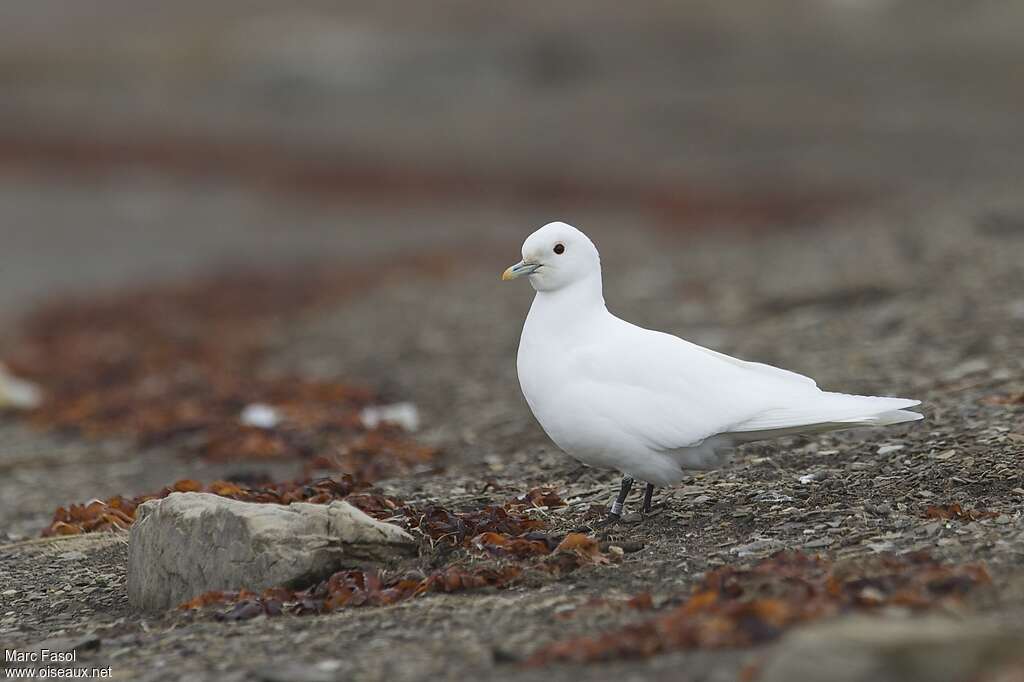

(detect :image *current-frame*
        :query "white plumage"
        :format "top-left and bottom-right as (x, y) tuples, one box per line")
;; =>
(503, 222), (922, 491)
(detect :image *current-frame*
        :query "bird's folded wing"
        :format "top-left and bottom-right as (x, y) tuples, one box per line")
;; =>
(569, 327), (920, 450)
(691, 344), (818, 388)
(566, 328), (809, 449)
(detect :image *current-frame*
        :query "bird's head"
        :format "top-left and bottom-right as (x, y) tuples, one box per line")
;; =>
(502, 221), (601, 293)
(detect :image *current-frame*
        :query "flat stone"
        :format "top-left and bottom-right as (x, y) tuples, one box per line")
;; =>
(19, 635), (101, 659)
(127, 492), (416, 612)
(256, 663), (338, 682)
(760, 616), (1024, 682)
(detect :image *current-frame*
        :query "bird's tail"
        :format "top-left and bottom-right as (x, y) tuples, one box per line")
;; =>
(727, 393), (922, 441)
(840, 407), (923, 426)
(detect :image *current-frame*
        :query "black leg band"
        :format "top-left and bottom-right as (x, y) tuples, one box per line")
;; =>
(609, 476), (634, 517)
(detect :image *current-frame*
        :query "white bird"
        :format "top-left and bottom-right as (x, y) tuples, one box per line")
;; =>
(502, 221), (922, 522)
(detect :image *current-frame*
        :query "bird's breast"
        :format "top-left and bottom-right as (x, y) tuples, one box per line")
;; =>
(516, 332), (599, 452)
(515, 330), (551, 411)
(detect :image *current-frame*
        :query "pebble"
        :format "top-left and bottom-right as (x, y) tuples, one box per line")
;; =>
(753, 492), (795, 503)
(239, 403), (281, 429)
(359, 402), (420, 431)
(803, 537), (834, 549)
(257, 663), (343, 682)
(730, 538), (784, 557)
(944, 357), (990, 381)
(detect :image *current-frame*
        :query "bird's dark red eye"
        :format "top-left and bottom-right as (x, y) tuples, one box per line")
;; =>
(553, 243), (565, 254)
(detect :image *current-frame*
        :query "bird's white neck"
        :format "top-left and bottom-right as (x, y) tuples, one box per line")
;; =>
(527, 272), (607, 333)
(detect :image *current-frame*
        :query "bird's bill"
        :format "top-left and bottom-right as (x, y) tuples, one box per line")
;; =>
(501, 260), (541, 280)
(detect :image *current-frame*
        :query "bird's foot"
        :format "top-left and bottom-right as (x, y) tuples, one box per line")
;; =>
(639, 505), (663, 521)
(592, 512), (622, 529)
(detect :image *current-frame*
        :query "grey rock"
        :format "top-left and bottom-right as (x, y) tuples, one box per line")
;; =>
(127, 492), (416, 612)
(28, 634), (101, 654)
(760, 616), (1024, 682)
(12, 635), (102, 668)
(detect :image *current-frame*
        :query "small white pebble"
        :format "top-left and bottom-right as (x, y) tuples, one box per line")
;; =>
(877, 444), (905, 456)
(360, 402), (420, 431)
(240, 403), (281, 429)
(0, 363), (42, 409)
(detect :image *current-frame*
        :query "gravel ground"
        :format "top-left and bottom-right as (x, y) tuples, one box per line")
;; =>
(3, 192), (1023, 681)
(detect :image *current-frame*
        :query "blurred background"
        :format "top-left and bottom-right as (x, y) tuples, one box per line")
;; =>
(1, 0), (1023, 536)
(2, 0), (1023, 310)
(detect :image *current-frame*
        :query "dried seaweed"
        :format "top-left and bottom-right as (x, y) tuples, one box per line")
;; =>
(981, 393), (1024, 406)
(180, 564), (526, 620)
(527, 551), (990, 665)
(408, 487), (564, 545)
(3, 265), (444, 479)
(178, 530), (611, 620)
(923, 502), (1000, 522)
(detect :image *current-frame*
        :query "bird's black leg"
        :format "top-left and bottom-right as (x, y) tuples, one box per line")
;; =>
(641, 483), (655, 515)
(595, 476), (633, 527)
